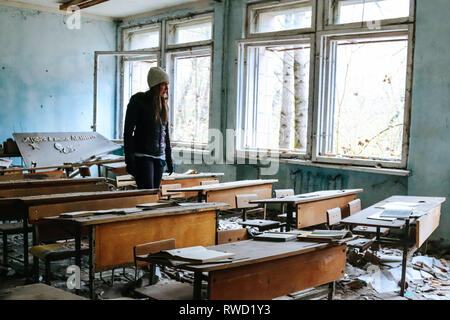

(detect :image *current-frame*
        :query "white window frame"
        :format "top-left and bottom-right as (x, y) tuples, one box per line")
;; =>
(122, 23), (162, 51)
(166, 46), (213, 149)
(237, 0), (415, 169)
(313, 24), (414, 169)
(236, 35), (316, 160)
(165, 13), (214, 49)
(323, 0), (415, 30)
(117, 13), (214, 145)
(247, 0), (316, 38)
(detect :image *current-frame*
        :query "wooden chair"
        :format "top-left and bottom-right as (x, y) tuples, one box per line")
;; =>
(134, 238), (176, 283)
(236, 194), (284, 232)
(160, 184), (183, 199)
(275, 189), (296, 222)
(133, 238), (193, 300)
(217, 228), (248, 245)
(0, 221), (32, 270)
(348, 199), (390, 237)
(29, 239), (90, 284)
(200, 180), (219, 186)
(326, 207), (343, 230)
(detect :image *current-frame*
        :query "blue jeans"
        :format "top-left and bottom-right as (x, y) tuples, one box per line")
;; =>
(134, 157), (164, 189)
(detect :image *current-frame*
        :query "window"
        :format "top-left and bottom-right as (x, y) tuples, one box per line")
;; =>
(168, 49), (211, 145)
(248, 1), (313, 34)
(122, 56), (158, 124)
(238, 0), (414, 169)
(328, 0), (412, 25)
(317, 32), (409, 163)
(167, 14), (213, 46)
(239, 40), (311, 154)
(123, 25), (160, 50)
(119, 14), (213, 145)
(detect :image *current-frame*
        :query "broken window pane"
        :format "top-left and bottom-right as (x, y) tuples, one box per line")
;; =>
(335, 0), (410, 24)
(172, 53), (211, 144)
(328, 34), (408, 160)
(251, 3), (312, 33)
(244, 43), (310, 152)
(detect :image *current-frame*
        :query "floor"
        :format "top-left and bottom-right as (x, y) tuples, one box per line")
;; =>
(1, 213), (450, 300)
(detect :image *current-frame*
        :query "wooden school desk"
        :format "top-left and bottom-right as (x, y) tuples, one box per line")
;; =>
(340, 195), (446, 296)
(167, 179), (278, 209)
(251, 189), (363, 231)
(43, 202), (230, 299)
(0, 177), (109, 198)
(145, 239), (346, 300)
(0, 189), (159, 276)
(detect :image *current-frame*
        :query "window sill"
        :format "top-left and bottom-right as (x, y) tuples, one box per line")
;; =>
(279, 158), (410, 176)
(172, 146), (209, 156)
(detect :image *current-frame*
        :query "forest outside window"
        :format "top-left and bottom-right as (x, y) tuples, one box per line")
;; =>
(316, 30), (411, 168)
(239, 0), (414, 169)
(167, 49), (211, 146)
(238, 40), (312, 156)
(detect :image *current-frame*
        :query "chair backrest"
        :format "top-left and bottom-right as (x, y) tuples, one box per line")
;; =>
(201, 179), (219, 186)
(134, 238), (176, 267)
(274, 189), (294, 198)
(160, 183), (182, 197)
(217, 228), (248, 244)
(326, 207), (342, 226)
(348, 199), (362, 216)
(235, 194), (259, 209)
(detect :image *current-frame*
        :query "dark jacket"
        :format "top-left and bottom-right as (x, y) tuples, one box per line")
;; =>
(124, 91), (173, 174)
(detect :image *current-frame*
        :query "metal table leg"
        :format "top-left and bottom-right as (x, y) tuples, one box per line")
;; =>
(286, 204), (295, 232)
(23, 219), (29, 278)
(193, 272), (202, 300)
(328, 281), (335, 300)
(400, 219), (410, 296)
(75, 228), (81, 296)
(89, 226), (96, 300)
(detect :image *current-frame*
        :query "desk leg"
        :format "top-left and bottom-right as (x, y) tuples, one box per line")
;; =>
(23, 219), (29, 278)
(198, 192), (204, 203)
(286, 204), (295, 232)
(328, 281), (335, 300)
(193, 272), (202, 300)
(32, 225), (39, 283)
(89, 226), (96, 300)
(400, 220), (410, 297)
(75, 228), (81, 296)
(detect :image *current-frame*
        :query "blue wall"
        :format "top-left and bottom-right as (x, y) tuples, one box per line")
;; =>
(0, 5), (117, 143)
(408, 0), (450, 244)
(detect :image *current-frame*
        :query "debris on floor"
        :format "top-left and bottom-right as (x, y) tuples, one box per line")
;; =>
(1, 215), (450, 300)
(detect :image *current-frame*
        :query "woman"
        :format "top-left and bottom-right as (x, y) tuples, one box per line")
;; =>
(124, 66), (174, 189)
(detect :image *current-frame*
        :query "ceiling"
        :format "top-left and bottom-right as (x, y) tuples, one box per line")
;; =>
(3, 0), (207, 19)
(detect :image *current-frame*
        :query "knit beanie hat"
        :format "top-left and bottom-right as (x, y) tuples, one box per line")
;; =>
(147, 67), (169, 89)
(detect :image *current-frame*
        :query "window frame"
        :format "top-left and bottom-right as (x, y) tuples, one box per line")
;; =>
(165, 13), (214, 50)
(323, 0), (415, 30)
(236, 35), (316, 160)
(312, 23), (415, 169)
(122, 23), (162, 51)
(166, 46), (213, 149)
(246, 0), (316, 38)
(238, 0), (415, 169)
(117, 13), (214, 146)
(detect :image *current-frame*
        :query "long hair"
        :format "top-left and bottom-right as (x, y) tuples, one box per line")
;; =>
(149, 84), (168, 124)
